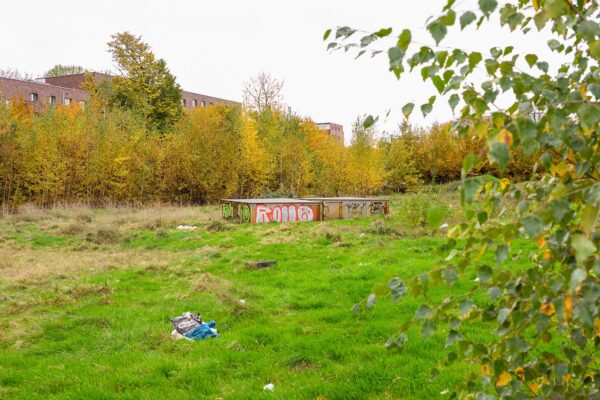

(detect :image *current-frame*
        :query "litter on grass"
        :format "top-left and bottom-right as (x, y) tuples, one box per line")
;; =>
(176, 225), (198, 231)
(170, 312), (218, 340)
(263, 383), (274, 392)
(246, 260), (277, 269)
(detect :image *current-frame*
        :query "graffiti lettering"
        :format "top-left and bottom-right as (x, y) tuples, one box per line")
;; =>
(255, 204), (315, 223)
(369, 201), (385, 215)
(222, 203), (234, 219)
(346, 202), (366, 217)
(240, 204), (251, 223)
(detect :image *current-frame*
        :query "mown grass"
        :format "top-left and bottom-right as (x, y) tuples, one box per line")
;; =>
(0, 186), (530, 399)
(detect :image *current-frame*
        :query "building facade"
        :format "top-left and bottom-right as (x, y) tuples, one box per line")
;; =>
(0, 72), (239, 111)
(316, 122), (344, 143)
(0, 77), (90, 110)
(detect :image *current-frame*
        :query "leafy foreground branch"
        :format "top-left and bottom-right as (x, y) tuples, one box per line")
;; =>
(333, 0), (600, 398)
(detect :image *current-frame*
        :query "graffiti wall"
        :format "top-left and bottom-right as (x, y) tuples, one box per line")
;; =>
(342, 200), (388, 219)
(221, 201), (321, 224)
(221, 202), (252, 223)
(255, 204), (318, 223)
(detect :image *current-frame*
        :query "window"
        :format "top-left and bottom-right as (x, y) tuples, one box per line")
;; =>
(79, 101), (85, 109)
(192, 99), (197, 107)
(30, 93), (38, 102)
(64, 98), (71, 105)
(201, 101), (206, 107)
(182, 99), (186, 107)
(49, 96), (57, 105)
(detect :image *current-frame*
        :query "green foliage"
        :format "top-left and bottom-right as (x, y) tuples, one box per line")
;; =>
(44, 64), (86, 77)
(107, 32), (183, 133)
(326, 0), (600, 398)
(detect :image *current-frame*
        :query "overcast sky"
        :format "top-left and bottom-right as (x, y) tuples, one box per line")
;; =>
(1, 0), (563, 142)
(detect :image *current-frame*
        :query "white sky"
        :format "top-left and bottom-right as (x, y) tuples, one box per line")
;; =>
(0, 0), (564, 142)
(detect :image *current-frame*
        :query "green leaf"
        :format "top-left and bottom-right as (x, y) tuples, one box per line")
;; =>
(335, 26), (355, 39)
(421, 103), (433, 117)
(440, 10), (456, 26)
(432, 76), (445, 93)
(363, 115), (378, 129)
(488, 287), (501, 300)
(375, 27), (393, 38)
(427, 203), (446, 229)
(449, 94), (460, 111)
(524, 54), (538, 67)
(479, 0), (498, 15)
(397, 29), (411, 50)
(522, 215), (543, 237)
(489, 142), (510, 171)
(462, 177), (482, 204)
(577, 104), (600, 129)
(402, 102), (415, 119)
(571, 234), (597, 264)
(388, 277), (408, 302)
(458, 299), (474, 317)
(478, 265), (493, 284)
(366, 293), (376, 309)
(468, 52), (483, 69)
(496, 245), (509, 265)
(580, 205), (598, 233)
(569, 267), (587, 292)
(497, 308), (510, 325)
(415, 304), (433, 319)
(443, 267), (458, 285)
(385, 333), (408, 350)
(590, 40), (600, 60)
(427, 22), (447, 45)
(323, 29), (332, 41)
(460, 11), (477, 29)
(388, 47), (405, 68)
(536, 61), (549, 73)
(422, 320), (436, 339)
(544, 0), (568, 18)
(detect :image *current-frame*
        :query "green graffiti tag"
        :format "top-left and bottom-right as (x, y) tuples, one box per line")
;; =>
(222, 202), (233, 219)
(240, 204), (251, 223)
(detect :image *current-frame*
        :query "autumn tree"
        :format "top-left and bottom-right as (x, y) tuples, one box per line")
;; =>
(348, 116), (384, 195)
(107, 32), (182, 132)
(243, 72), (285, 112)
(328, 0), (600, 398)
(381, 121), (421, 192)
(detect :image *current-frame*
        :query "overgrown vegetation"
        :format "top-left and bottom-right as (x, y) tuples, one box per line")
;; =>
(327, 0), (600, 398)
(0, 102), (538, 208)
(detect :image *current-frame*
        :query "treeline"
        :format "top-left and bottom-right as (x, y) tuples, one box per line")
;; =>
(0, 101), (537, 207)
(0, 102), (375, 206)
(381, 121), (536, 191)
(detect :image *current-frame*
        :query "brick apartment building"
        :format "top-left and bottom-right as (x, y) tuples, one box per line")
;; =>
(316, 122), (344, 143)
(0, 72), (239, 111)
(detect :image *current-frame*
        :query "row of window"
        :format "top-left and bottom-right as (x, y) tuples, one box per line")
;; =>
(28, 93), (84, 107)
(181, 99), (215, 107)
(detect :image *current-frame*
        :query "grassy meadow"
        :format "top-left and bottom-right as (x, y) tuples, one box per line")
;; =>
(0, 186), (529, 399)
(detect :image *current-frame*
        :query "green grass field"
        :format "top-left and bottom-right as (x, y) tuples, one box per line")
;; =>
(0, 187), (529, 399)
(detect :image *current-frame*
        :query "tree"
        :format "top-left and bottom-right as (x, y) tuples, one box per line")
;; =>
(242, 72), (285, 112)
(328, 1), (600, 398)
(348, 116), (384, 195)
(0, 68), (34, 81)
(107, 32), (182, 133)
(44, 65), (85, 77)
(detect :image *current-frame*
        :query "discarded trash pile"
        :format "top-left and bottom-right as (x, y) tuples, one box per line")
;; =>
(170, 312), (218, 341)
